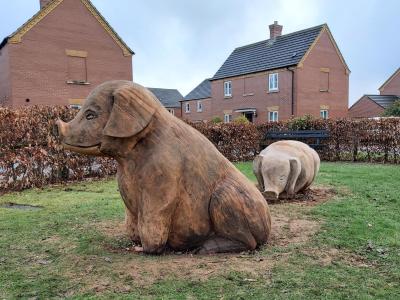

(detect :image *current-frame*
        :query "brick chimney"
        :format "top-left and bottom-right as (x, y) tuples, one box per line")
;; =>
(40, 0), (52, 9)
(269, 21), (283, 39)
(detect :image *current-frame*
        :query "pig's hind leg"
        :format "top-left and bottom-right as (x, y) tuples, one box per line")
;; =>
(196, 177), (270, 254)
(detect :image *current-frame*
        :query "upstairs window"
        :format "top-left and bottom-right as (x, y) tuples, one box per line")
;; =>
(320, 71), (329, 92)
(320, 109), (329, 120)
(67, 56), (87, 83)
(268, 111), (279, 122)
(185, 102), (190, 113)
(69, 104), (82, 110)
(268, 73), (279, 91)
(224, 81), (232, 97)
(197, 101), (203, 112)
(224, 114), (232, 123)
(167, 108), (175, 116)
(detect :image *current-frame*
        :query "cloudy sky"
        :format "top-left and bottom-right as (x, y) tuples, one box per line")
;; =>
(1, 0), (399, 105)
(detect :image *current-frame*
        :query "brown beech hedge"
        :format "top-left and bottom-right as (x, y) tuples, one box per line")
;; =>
(1, 106), (400, 192)
(0, 106), (116, 192)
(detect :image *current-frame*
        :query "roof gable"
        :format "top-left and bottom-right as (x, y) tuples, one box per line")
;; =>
(1, 0), (133, 56)
(147, 88), (183, 108)
(379, 67), (400, 92)
(298, 25), (350, 74)
(183, 79), (211, 101)
(212, 24), (324, 80)
(350, 94), (400, 110)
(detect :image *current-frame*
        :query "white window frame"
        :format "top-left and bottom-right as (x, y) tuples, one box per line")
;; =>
(224, 81), (232, 97)
(268, 73), (279, 92)
(268, 111), (279, 122)
(185, 103), (190, 113)
(320, 109), (329, 120)
(69, 104), (82, 110)
(224, 114), (232, 123)
(197, 100), (203, 112)
(167, 108), (175, 116)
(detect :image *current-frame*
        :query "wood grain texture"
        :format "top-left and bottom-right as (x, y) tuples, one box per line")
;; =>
(57, 80), (272, 254)
(254, 141), (320, 199)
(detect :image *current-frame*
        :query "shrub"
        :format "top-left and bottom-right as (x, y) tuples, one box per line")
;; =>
(383, 101), (400, 117)
(287, 115), (325, 130)
(233, 115), (250, 124)
(211, 116), (223, 124)
(0, 106), (116, 192)
(189, 122), (260, 162)
(2, 105), (400, 193)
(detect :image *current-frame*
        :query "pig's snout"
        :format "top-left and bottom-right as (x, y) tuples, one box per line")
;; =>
(55, 119), (68, 139)
(263, 189), (279, 199)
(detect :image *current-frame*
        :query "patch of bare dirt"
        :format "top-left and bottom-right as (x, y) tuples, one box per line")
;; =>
(269, 215), (320, 247)
(266, 186), (337, 206)
(70, 184), (366, 290)
(86, 186), (337, 286)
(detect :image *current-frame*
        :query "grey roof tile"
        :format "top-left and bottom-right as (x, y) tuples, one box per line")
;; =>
(147, 88), (183, 108)
(366, 95), (400, 109)
(183, 79), (211, 101)
(212, 24), (324, 80)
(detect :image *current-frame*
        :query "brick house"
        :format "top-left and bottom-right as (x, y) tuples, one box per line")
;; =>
(182, 22), (350, 123)
(0, 0), (133, 108)
(180, 79), (212, 122)
(147, 88), (183, 118)
(349, 67), (400, 118)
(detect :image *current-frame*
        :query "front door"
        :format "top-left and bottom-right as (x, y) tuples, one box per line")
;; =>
(243, 112), (254, 123)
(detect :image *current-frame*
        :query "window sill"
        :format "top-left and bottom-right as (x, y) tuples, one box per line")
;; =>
(66, 80), (91, 85)
(243, 93), (254, 97)
(197, 110), (203, 113)
(267, 89), (279, 93)
(224, 96), (232, 99)
(320, 89), (329, 92)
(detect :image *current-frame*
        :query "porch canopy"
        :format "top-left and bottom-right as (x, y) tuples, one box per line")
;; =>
(235, 108), (257, 114)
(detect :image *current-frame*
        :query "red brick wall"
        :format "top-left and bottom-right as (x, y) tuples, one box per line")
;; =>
(295, 29), (349, 119)
(207, 29), (348, 123)
(210, 69), (293, 124)
(165, 107), (182, 118)
(348, 96), (384, 118)
(380, 70), (400, 96)
(181, 98), (213, 122)
(0, 45), (11, 106)
(7, 0), (132, 108)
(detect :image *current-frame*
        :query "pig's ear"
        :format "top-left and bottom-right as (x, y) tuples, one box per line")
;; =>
(252, 155), (265, 191)
(286, 158), (301, 197)
(103, 84), (157, 138)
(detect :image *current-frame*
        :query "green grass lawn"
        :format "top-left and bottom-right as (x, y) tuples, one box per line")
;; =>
(0, 162), (399, 299)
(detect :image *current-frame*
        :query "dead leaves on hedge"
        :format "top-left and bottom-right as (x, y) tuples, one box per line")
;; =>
(1, 106), (399, 192)
(0, 106), (116, 192)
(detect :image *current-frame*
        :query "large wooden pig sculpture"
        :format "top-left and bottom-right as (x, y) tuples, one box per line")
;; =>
(253, 141), (320, 199)
(56, 81), (271, 254)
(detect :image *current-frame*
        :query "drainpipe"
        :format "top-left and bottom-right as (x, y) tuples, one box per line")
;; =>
(288, 67), (295, 117)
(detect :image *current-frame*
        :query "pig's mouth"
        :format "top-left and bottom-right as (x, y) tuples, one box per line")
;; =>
(61, 142), (102, 155)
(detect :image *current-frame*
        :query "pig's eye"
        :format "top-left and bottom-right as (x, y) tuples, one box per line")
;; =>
(85, 111), (97, 120)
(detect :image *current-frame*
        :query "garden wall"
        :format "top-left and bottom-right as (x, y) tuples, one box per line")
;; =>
(1, 106), (399, 192)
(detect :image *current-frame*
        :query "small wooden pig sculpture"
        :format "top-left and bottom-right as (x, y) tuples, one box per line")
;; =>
(57, 81), (271, 254)
(253, 141), (320, 199)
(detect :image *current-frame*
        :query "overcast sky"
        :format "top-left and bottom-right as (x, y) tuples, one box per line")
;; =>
(1, 0), (399, 105)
